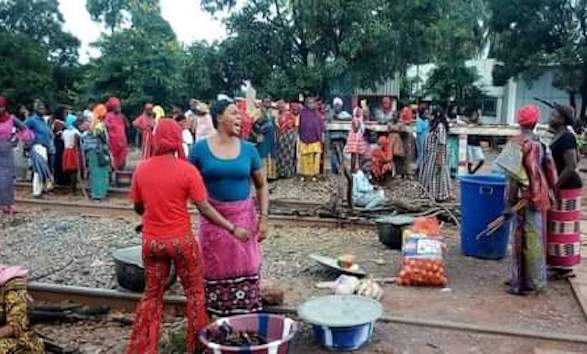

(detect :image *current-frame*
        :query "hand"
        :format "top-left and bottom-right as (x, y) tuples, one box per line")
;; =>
(502, 207), (514, 219)
(258, 216), (268, 242)
(232, 227), (250, 242)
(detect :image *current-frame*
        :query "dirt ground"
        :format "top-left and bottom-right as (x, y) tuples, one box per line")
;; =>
(8, 149), (587, 353)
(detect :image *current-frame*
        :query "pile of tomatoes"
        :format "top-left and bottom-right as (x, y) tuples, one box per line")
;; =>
(396, 258), (448, 287)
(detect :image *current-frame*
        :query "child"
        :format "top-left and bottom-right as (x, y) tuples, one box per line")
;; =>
(61, 114), (80, 193)
(466, 109), (485, 174)
(175, 114), (194, 157)
(345, 107), (368, 172)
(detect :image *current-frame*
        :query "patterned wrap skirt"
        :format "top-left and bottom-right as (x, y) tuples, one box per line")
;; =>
(277, 130), (297, 178)
(0, 140), (15, 207)
(199, 197), (262, 316)
(547, 188), (582, 269)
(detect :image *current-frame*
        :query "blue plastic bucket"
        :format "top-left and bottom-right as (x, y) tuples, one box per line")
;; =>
(459, 174), (510, 259)
(312, 322), (374, 351)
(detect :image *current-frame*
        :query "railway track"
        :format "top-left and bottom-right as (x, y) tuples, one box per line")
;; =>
(14, 197), (376, 229)
(28, 282), (587, 345)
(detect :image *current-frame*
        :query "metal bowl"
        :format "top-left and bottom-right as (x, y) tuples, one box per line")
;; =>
(112, 246), (176, 292)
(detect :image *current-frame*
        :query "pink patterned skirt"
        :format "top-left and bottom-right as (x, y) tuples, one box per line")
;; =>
(199, 197), (262, 316)
(547, 188), (582, 269)
(344, 131), (368, 155)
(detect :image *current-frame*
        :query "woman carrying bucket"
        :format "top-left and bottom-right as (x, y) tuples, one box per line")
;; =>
(494, 105), (557, 296)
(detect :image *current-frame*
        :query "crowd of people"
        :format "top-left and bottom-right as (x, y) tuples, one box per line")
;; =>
(0, 92), (583, 352)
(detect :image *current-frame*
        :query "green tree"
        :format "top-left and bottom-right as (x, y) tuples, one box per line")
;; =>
(488, 0), (587, 123)
(84, 2), (185, 114)
(0, 0), (80, 106)
(86, 0), (160, 32)
(0, 32), (54, 107)
(202, 0), (488, 99)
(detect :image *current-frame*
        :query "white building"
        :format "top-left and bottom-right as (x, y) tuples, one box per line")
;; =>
(406, 59), (578, 125)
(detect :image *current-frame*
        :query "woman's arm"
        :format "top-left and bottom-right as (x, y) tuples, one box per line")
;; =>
(252, 169), (269, 241)
(194, 200), (249, 241)
(12, 117), (26, 131)
(556, 149), (578, 189)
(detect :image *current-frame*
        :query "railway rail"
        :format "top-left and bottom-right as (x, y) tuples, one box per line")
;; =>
(28, 282), (587, 345)
(14, 197), (376, 229)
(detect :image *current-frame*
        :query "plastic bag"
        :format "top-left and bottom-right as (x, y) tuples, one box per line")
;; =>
(411, 216), (442, 236)
(396, 230), (448, 287)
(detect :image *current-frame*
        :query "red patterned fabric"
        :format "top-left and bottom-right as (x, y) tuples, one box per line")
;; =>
(371, 136), (393, 179)
(105, 111), (128, 170)
(514, 135), (557, 210)
(62, 147), (78, 172)
(133, 114), (155, 159)
(277, 112), (296, 134)
(547, 187), (582, 269)
(126, 233), (209, 354)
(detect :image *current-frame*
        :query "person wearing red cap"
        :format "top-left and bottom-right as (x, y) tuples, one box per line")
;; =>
(126, 119), (249, 354)
(495, 104), (557, 295)
(104, 97), (128, 170)
(132, 103), (156, 159)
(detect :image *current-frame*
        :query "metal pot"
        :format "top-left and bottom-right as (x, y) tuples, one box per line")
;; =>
(375, 215), (415, 250)
(112, 246), (177, 292)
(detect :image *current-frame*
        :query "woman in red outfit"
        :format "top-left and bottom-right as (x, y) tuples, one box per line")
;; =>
(104, 97), (128, 170)
(126, 119), (249, 354)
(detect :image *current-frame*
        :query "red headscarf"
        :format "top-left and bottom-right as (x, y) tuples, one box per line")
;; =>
(153, 118), (185, 159)
(106, 97), (121, 111)
(0, 96), (7, 108)
(517, 105), (540, 128)
(400, 107), (413, 124)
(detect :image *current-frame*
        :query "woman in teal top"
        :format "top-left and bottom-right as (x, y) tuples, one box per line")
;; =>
(188, 99), (269, 316)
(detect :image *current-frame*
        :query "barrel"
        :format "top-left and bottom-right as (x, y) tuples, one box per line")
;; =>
(460, 174), (510, 259)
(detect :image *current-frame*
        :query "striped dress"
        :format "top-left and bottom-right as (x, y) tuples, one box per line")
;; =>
(418, 123), (451, 201)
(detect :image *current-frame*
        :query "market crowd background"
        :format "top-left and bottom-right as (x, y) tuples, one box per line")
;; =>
(1, 0), (586, 123)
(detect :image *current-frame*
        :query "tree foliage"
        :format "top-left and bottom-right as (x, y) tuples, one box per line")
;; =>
(0, 0), (81, 107)
(201, 0), (488, 100)
(488, 0), (587, 122)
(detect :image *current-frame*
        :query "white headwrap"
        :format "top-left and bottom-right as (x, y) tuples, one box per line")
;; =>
(333, 97), (343, 107)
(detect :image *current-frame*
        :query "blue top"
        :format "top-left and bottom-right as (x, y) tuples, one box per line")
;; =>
(189, 139), (262, 201)
(25, 114), (52, 148)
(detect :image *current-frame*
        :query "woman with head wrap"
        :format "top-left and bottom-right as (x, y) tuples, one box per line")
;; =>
(188, 100), (269, 316)
(418, 108), (452, 202)
(25, 99), (54, 198)
(276, 101), (298, 178)
(104, 97), (128, 171)
(81, 104), (110, 200)
(298, 97), (325, 180)
(546, 104), (582, 278)
(389, 107), (417, 179)
(371, 136), (394, 181)
(494, 105), (557, 295)
(252, 97), (278, 180)
(61, 114), (81, 193)
(126, 119), (246, 354)
(0, 264), (45, 354)
(132, 103), (156, 159)
(0, 97), (30, 214)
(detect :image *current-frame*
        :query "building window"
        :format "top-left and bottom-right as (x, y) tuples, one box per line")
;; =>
(481, 98), (497, 117)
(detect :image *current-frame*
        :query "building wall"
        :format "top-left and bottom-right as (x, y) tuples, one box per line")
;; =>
(512, 69), (581, 124)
